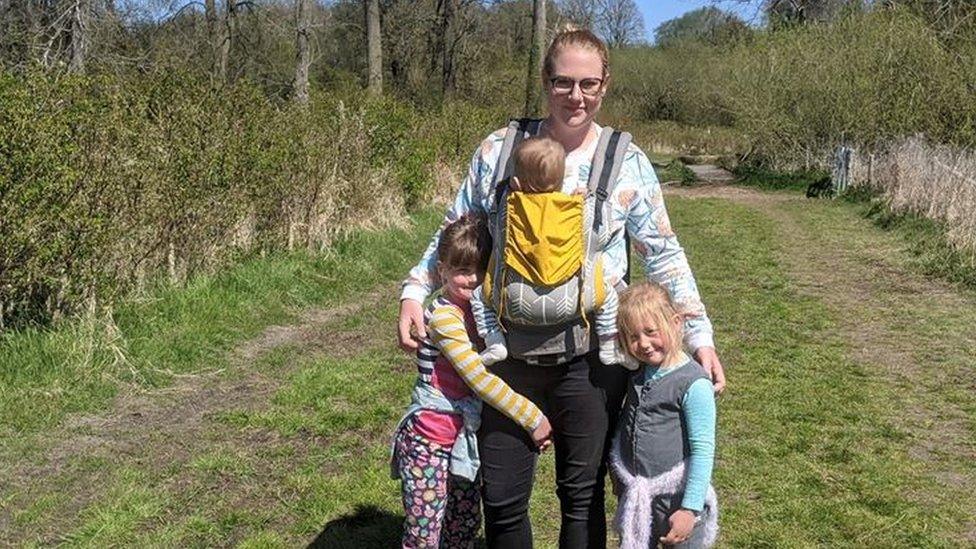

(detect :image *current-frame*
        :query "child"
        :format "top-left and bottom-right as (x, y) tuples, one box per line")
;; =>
(609, 281), (719, 548)
(390, 214), (553, 548)
(473, 136), (633, 368)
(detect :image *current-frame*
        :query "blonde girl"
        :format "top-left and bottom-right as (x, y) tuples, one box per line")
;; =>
(610, 281), (719, 548)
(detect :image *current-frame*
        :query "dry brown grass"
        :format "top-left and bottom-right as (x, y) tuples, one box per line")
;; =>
(851, 136), (976, 260)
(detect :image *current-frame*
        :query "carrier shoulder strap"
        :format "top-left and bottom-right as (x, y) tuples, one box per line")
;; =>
(587, 127), (632, 232)
(586, 127), (633, 284)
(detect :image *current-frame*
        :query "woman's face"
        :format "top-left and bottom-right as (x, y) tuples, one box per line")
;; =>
(545, 46), (607, 130)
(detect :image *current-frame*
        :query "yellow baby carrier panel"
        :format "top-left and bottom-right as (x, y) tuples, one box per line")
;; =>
(505, 192), (583, 287)
(486, 191), (607, 329)
(486, 119), (632, 365)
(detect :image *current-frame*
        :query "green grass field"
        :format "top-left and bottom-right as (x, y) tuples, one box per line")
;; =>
(2, 185), (974, 547)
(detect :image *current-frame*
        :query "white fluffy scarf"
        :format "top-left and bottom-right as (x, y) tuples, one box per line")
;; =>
(609, 435), (719, 548)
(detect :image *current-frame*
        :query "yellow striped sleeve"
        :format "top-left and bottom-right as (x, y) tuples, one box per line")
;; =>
(429, 305), (543, 433)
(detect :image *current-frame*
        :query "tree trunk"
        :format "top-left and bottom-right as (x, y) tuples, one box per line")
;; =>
(217, 0), (235, 86)
(293, 0), (310, 104)
(68, 0), (87, 73)
(205, 0), (220, 83)
(523, 0), (546, 117)
(441, 0), (456, 97)
(366, 0), (382, 96)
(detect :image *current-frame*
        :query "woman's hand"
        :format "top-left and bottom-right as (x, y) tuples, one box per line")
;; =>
(694, 346), (726, 395)
(659, 509), (697, 545)
(397, 299), (426, 352)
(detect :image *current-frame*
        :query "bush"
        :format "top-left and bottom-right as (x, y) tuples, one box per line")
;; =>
(0, 70), (502, 330)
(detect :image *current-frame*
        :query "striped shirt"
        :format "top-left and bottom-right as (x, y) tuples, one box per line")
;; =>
(416, 296), (543, 438)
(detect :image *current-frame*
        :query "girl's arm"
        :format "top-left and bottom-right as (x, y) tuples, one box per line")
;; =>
(679, 377), (717, 512)
(428, 304), (543, 433)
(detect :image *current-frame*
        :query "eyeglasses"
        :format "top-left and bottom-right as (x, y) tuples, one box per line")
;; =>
(548, 76), (604, 97)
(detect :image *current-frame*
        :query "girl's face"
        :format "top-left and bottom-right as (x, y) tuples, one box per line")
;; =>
(545, 46), (607, 130)
(623, 315), (681, 366)
(438, 263), (482, 303)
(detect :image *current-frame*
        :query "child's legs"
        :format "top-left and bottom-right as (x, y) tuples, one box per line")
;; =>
(395, 426), (452, 548)
(440, 474), (481, 548)
(650, 493), (708, 549)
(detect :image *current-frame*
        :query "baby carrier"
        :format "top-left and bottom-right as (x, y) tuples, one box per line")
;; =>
(484, 118), (632, 365)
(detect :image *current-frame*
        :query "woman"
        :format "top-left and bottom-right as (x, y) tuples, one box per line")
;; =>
(397, 28), (727, 548)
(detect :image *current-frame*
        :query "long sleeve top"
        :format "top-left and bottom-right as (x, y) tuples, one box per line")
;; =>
(643, 359), (717, 512)
(401, 124), (714, 351)
(418, 296), (543, 437)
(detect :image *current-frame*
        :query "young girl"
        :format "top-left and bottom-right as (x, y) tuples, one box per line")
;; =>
(390, 214), (552, 548)
(609, 281), (719, 548)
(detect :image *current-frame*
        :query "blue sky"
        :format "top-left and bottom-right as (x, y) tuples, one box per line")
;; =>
(636, 0), (762, 41)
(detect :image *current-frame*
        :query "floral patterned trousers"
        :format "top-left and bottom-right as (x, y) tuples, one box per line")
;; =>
(394, 424), (482, 548)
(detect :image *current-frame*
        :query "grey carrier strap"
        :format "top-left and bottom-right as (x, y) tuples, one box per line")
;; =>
(487, 119), (633, 365)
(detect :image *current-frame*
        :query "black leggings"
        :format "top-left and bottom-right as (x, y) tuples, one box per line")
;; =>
(478, 351), (629, 548)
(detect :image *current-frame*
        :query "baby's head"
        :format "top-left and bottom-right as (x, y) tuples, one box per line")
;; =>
(512, 137), (566, 193)
(436, 214), (491, 302)
(617, 281), (685, 366)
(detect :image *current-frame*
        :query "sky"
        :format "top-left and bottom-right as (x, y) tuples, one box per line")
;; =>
(636, 0), (763, 41)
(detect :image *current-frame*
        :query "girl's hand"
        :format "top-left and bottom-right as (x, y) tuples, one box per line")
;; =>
(531, 417), (553, 452)
(659, 509), (696, 546)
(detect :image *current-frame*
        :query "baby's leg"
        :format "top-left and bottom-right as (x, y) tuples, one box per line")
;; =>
(394, 426), (452, 547)
(440, 474), (482, 548)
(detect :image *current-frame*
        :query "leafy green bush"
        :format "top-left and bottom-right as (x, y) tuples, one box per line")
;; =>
(0, 70), (501, 330)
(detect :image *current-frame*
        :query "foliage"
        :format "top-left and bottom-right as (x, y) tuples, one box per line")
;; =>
(612, 7), (976, 165)
(654, 6), (750, 47)
(0, 70), (502, 330)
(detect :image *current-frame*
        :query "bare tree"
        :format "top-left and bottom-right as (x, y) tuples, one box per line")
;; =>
(560, 0), (598, 29)
(68, 0), (88, 73)
(596, 0), (646, 48)
(204, 0), (220, 82)
(293, 0), (310, 104)
(366, 0), (381, 95)
(524, 0), (545, 117)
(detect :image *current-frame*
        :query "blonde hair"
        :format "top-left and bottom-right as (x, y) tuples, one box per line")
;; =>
(542, 26), (610, 84)
(513, 137), (566, 193)
(617, 281), (685, 364)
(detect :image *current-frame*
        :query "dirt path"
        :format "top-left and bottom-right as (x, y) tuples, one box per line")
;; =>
(0, 283), (399, 545)
(666, 179), (976, 542)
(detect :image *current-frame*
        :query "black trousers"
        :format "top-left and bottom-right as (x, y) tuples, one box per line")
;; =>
(478, 351), (630, 548)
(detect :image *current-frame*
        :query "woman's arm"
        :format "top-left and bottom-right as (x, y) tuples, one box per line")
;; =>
(613, 146), (727, 391)
(398, 132), (504, 352)
(619, 147), (714, 351)
(428, 304), (543, 433)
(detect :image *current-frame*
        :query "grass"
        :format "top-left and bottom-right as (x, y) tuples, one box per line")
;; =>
(843, 190), (976, 289)
(4, 184), (975, 546)
(0, 210), (441, 438)
(732, 164), (829, 192)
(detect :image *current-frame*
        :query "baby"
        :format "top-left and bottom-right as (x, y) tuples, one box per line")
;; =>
(474, 136), (632, 368)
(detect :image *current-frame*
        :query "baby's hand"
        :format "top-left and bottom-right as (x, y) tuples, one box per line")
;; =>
(659, 509), (696, 546)
(571, 186), (586, 195)
(531, 416), (552, 452)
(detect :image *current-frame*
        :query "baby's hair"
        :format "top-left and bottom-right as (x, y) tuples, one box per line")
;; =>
(617, 281), (685, 364)
(513, 137), (566, 193)
(543, 26), (610, 83)
(437, 214), (491, 272)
